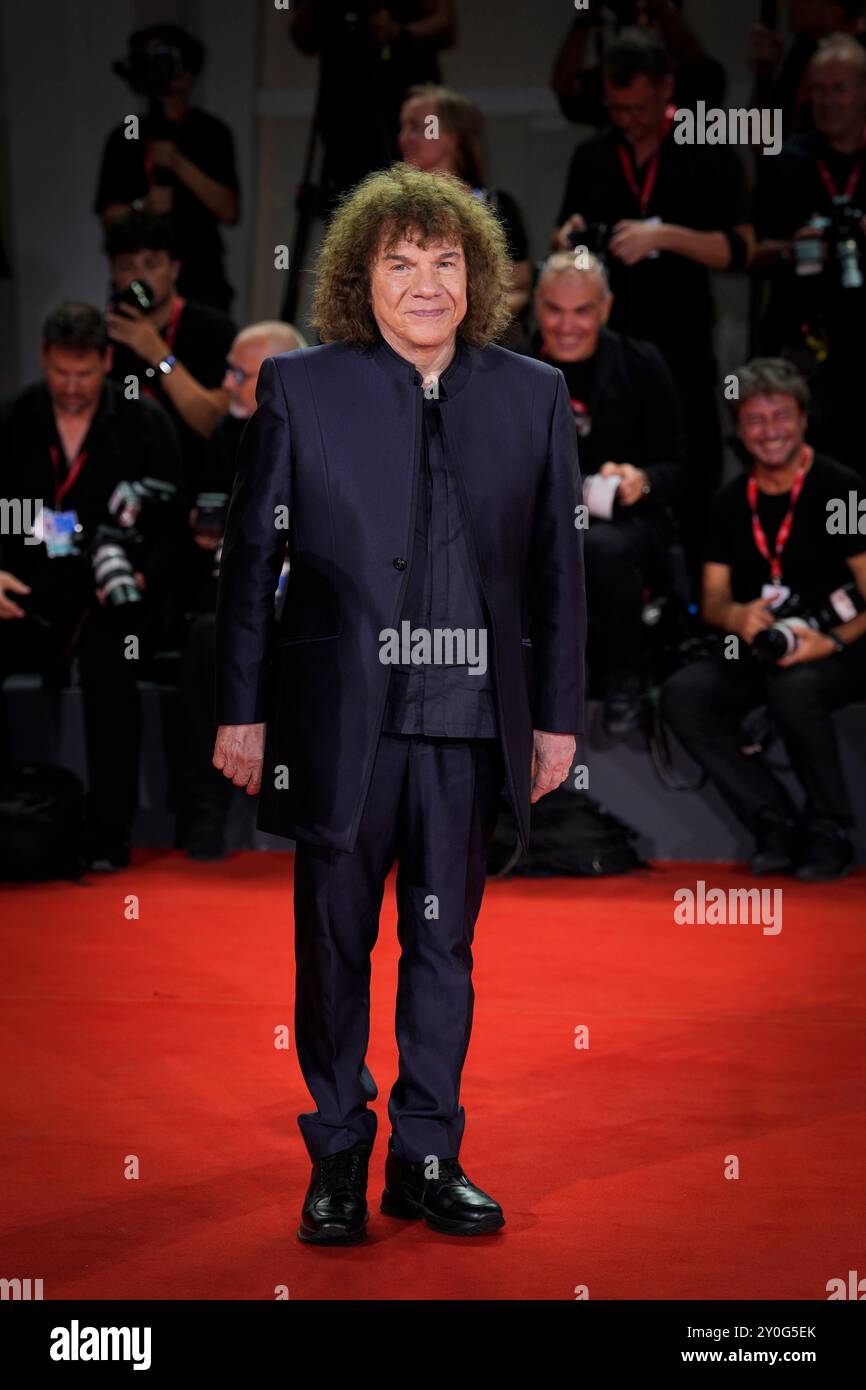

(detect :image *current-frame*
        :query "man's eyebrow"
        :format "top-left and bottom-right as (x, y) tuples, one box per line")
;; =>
(382, 248), (461, 261)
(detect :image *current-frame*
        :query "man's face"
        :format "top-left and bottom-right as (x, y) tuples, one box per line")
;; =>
(603, 73), (673, 146)
(809, 56), (866, 139)
(737, 393), (808, 469)
(223, 336), (273, 419)
(536, 272), (612, 362)
(397, 97), (460, 175)
(369, 233), (468, 356)
(110, 247), (178, 310)
(41, 345), (110, 415)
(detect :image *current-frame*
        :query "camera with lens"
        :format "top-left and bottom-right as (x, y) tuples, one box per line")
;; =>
(793, 205), (866, 291)
(567, 221), (613, 257)
(87, 477), (178, 608)
(113, 37), (186, 99)
(751, 582), (865, 663)
(109, 279), (156, 316)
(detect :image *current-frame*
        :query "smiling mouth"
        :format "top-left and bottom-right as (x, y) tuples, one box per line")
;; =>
(409, 308), (445, 316)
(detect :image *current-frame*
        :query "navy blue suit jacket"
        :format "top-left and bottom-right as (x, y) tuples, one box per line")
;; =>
(215, 334), (586, 853)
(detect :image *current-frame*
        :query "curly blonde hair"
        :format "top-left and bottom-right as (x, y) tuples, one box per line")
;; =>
(310, 163), (513, 348)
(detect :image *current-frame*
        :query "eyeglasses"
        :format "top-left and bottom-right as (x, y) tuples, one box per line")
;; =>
(224, 362), (256, 384)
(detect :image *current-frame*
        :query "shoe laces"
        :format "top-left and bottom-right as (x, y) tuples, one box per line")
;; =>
(314, 1147), (368, 1196)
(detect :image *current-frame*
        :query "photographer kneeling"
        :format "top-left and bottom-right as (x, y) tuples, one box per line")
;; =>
(0, 303), (183, 870)
(661, 359), (866, 881)
(527, 251), (685, 733)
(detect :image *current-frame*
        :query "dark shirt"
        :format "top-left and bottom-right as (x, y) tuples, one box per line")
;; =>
(0, 379), (183, 641)
(380, 337), (499, 739)
(528, 326), (685, 507)
(109, 297), (235, 499)
(94, 107), (239, 311)
(705, 453), (866, 607)
(556, 124), (749, 366)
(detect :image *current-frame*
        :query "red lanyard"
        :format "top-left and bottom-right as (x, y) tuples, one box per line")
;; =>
(617, 104), (676, 217)
(815, 134), (865, 205)
(49, 444), (88, 506)
(163, 295), (184, 351)
(746, 447), (811, 583)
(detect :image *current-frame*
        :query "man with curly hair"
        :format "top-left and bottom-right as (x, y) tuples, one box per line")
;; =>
(213, 164), (586, 1245)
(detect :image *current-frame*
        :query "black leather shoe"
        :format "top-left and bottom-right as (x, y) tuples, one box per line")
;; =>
(749, 809), (797, 875)
(381, 1138), (505, 1236)
(298, 1142), (371, 1245)
(602, 672), (646, 737)
(795, 819), (855, 883)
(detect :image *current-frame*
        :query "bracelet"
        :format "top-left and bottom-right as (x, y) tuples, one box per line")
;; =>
(826, 631), (846, 653)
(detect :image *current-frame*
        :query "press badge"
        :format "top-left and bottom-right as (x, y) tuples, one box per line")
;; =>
(761, 582), (790, 609)
(39, 506), (82, 559)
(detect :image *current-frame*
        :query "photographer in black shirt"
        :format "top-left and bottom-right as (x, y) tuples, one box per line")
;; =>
(552, 29), (753, 588)
(526, 252), (685, 734)
(104, 211), (235, 497)
(0, 303), (184, 871)
(94, 24), (239, 312)
(753, 34), (866, 473)
(661, 359), (866, 882)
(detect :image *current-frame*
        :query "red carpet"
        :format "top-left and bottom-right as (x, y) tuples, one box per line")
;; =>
(1, 850), (864, 1301)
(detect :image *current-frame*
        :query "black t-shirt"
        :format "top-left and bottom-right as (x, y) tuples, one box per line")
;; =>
(94, 107), (239, 311)
(552, 354), (597, 442)
(754, 130), (866, 240)
(556, 125), (749, 365)
(705, 453), (866, 607)
(109, 298), (236, 495)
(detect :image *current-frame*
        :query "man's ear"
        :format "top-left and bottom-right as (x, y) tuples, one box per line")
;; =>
(103, 345), (114, 374)
(601, 293), (614, 325)
(661, 74), (675, 105)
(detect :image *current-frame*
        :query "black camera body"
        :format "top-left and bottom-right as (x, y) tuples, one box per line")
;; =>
(794, 205), (866, 292)
(109, 279), (156, 316)
(113, 39), (186, 99)
(567, 222), (613, 257)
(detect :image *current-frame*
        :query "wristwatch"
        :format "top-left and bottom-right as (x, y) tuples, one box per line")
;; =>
(157, 354), (177, 376)
(827, 631), (846, 653)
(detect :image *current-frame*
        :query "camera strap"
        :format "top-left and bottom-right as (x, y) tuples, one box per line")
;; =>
(747, 445), (811, 584)
(616, 104), (677, 217)
(49, 444), (88, 507)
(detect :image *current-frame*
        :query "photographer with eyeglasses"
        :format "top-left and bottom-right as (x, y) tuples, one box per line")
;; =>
(178, 322), (306, 862)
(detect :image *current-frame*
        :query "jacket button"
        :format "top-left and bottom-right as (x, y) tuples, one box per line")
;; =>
(392, 557), (407, 570)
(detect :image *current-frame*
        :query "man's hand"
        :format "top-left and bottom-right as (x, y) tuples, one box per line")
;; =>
(530, 730), (576, 804)
(552, 213), (586, 251)
(189, 507), (222, 551)
(148, 139), (176, 171)
(775, 626), (838, 667)
(213, 723), (266, 794)
(609, 219), (663, 265)
(105, 303), (168, 367)
(748, 21), (782, 77)
(0, 570), (31, 619)
(145, 185), (174, 215)
(599, 461), (649, 506)
(731, 598), (775, 644)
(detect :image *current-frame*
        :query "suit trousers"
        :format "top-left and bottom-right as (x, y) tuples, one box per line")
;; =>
(292, 731), (506, 1162)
